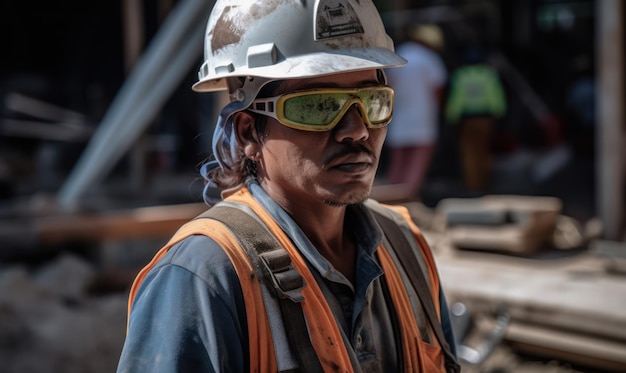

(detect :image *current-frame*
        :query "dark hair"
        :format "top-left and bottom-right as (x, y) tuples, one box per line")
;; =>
(204, 114), (267, 189)
(204, 79), (281, 189)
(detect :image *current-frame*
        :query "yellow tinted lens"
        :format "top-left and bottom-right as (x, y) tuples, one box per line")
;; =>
(357, 89), (393, 126)
(279, 87), (393, 130)
(283, 93), (349, 126)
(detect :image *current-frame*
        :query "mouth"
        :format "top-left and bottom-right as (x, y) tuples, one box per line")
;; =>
(327, 153), (375, 174)
(324, 143), (378, 175)
(333, 161), (372, 173)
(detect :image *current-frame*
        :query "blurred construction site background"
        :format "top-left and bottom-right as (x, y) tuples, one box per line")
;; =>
(0, 1), (624, 372)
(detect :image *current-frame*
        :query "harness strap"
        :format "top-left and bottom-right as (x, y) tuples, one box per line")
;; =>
(201, 205), (323, 373)
(371, 209), (461, 373)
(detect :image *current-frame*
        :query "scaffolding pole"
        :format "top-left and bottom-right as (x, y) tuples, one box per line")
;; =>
(596, 0), (625, 241)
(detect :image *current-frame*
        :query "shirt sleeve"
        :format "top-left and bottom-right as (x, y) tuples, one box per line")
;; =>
(117, 235), (248, 373)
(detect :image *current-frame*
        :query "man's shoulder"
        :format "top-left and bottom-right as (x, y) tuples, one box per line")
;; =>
(155, 234), (238, 283)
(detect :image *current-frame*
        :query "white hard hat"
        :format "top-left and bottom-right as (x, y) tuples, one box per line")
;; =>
(192, 0), (406, 93)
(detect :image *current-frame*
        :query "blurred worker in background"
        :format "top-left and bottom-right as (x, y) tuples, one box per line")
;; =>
(445, 46), (507, 192)
(385, 24), (447, 200)
(117, 1), (459, 372)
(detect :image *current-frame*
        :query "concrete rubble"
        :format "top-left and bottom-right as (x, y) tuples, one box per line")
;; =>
(0, 254), (127, 373)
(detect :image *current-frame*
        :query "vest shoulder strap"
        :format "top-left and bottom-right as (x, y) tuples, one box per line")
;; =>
(199, 205), (323, 373)
(366, 203), (461, 373)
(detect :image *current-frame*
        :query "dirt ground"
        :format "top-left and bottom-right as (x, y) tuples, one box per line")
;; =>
(0, 251), (617, 373)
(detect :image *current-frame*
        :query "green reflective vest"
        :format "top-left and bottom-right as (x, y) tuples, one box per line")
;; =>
(445, 64), (507, 123)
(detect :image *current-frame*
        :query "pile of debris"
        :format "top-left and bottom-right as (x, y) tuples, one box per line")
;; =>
(0, 253), (127, 373)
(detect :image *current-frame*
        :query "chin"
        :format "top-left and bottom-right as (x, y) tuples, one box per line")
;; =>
(323, 186), (371, 207)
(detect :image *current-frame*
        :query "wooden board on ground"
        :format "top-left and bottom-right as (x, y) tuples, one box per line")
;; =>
(0, 202), (208, 249)
(432, 239), (626, 370)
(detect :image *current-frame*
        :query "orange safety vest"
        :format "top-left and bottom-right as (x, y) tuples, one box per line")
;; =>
(127, 187), (446, 372)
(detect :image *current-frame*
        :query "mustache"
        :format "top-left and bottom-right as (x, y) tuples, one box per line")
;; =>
(323, 143), (377, 165)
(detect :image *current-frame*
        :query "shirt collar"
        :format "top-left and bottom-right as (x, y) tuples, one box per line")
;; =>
(246, 179), (383, 277)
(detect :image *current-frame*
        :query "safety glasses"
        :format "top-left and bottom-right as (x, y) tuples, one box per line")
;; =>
(247, 85), (394, 131)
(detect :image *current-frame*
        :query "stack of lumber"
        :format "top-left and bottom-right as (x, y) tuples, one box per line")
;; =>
(434, 240), (626, 372)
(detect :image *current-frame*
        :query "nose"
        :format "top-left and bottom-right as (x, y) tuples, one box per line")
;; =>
(333, 104), (369, 143)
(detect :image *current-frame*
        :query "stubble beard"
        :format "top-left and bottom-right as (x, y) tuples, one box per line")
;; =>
(323, 187), (371, 207)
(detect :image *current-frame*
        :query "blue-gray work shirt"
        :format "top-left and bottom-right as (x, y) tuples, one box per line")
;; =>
(117, 180), (455, 372)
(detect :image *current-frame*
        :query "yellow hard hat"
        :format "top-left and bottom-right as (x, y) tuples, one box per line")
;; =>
(408, 24), (444, 51)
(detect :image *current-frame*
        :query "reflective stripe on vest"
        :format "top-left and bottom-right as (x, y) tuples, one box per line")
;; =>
(127, 186), (446, 372)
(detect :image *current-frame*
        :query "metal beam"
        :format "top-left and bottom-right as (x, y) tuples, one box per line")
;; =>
(58, 0), (214, 209)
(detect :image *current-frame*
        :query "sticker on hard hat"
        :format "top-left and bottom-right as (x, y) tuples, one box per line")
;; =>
(315, 0), (365, 40)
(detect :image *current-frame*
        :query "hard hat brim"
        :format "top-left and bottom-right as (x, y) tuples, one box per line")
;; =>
(192, 48), (407, 92)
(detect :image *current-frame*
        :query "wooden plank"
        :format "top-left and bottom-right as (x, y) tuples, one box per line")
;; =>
(36, 203), (208, 244)
(436, 249), (626, 342)
(436, 195), (562, 254)
(436, 244), (626, 372)
(505, 321), (626, 372)
(0, 203), (208, 253)
(0, 183), (420, 250)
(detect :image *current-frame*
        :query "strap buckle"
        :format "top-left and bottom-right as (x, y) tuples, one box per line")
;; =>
(259, 250), (305, 302)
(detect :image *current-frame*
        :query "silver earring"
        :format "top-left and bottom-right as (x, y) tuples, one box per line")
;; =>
(249, 151), (261, 161)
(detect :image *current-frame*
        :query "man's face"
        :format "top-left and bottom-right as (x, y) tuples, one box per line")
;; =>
(254, 69), (387, 208)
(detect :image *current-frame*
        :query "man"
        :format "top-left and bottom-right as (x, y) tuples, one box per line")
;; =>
(445, 46), (507, 192)
(385, 24), (447, 200)
(117, 1), (459, 372)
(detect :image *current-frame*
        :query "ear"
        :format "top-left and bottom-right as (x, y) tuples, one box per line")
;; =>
(234, 111), (262, 159)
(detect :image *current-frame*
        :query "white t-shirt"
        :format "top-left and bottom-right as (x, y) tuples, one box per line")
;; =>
(385, 42), (447, 147)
